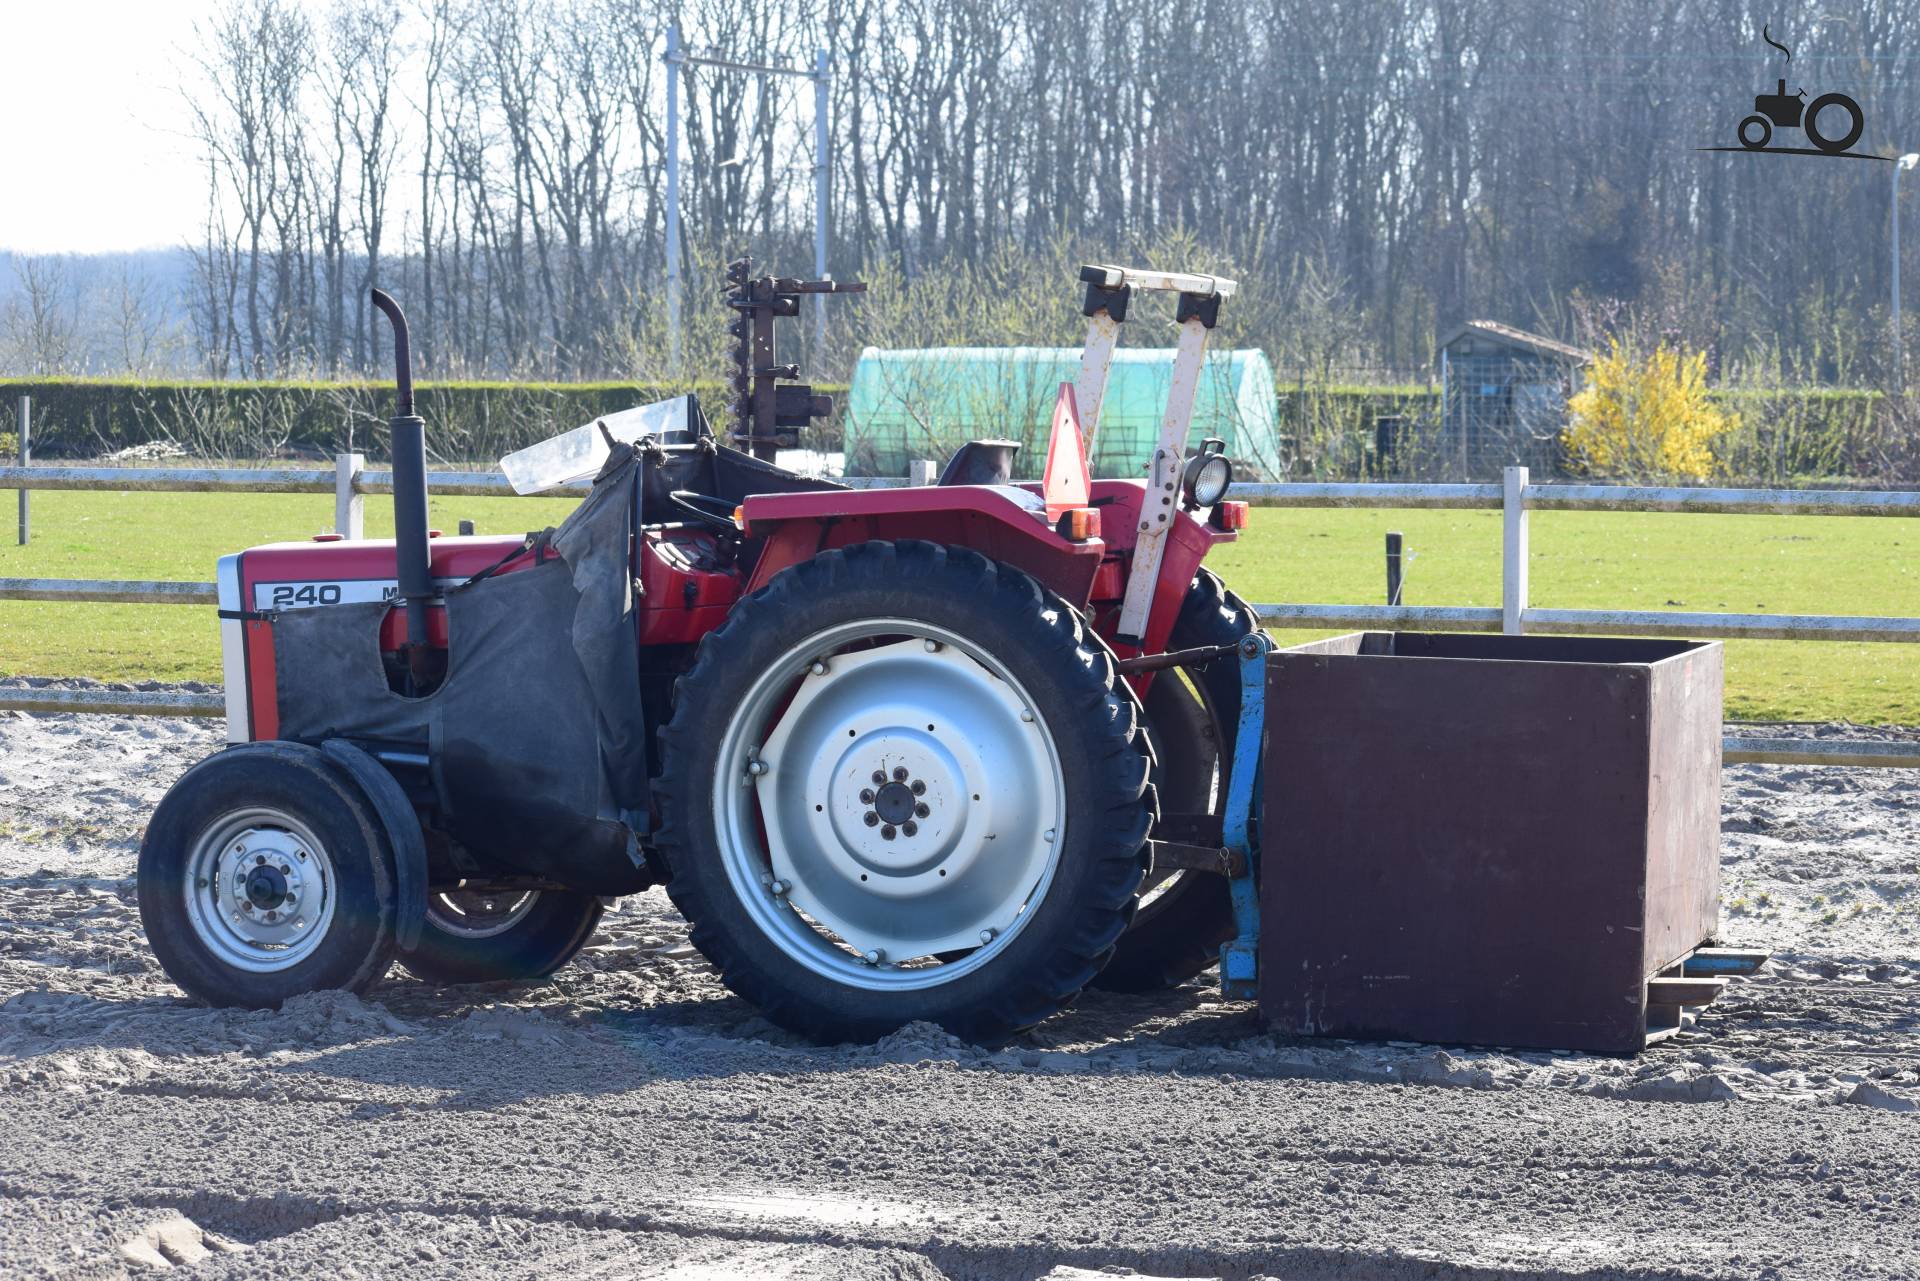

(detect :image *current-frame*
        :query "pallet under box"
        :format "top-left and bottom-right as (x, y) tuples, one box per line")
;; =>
(1258, 632), (1725, 1054)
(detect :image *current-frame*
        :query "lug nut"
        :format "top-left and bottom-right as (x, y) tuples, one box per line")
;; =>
(265, 910), (278, 923)
(979, 928), (996, 945)
(1020, 709), (1034, 723)
(910, 780), (925, 796)
(1043, 829), (1056, 842)
(241, 901), (255, 912)
(892, 766), (909, 782)
(810, 660), (828, 676)
(255, 854), (267, 865)
(863, 949), (884, 964)
(864, 811), (880, 827)
(881, 825), (897, 840)
(859, 788), (876, 804)
(872, 770), (887, 786)
(747, 759), (769, 776)
(278, 864), (291, 876)
(283, 894), (296, 907)
(902, 821), (918, 837)
(923, 639), (942, 653)
(769, 879), (790, 896)
(914, 802), (930, 818)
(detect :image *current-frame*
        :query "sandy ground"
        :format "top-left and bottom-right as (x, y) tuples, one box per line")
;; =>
(1, 690), (1917, 1280)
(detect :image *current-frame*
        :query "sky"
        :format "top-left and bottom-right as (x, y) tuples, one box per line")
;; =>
(1, 1), (212, 254)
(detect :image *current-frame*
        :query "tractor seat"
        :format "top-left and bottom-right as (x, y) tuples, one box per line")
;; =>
(937, 440), (1021, 486)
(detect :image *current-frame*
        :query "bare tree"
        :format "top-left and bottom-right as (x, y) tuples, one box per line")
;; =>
(139, 0), (1920, 387)
(1, 256), (80, 375)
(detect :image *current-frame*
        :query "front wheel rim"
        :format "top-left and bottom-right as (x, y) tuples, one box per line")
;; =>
(182, 807), (338, 973)
(713, 618), (1068, 992)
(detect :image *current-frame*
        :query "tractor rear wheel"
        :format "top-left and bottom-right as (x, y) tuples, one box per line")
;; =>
(1091, 568), (1256, 993)
(654, 540), (1152, 1044)
(398, 889), (603, 985)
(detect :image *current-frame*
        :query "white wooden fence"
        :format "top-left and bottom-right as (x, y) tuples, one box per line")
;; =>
(4, 458), (1919, 767)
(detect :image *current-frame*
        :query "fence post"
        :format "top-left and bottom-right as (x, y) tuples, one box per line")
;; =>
(1502, 465), (1529, 635)
(16, 395), (28, 546)
(335, 452), (365, 539)
(908, 459), (937, 486)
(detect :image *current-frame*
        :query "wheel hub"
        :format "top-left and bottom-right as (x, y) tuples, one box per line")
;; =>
(184, 810), (336, 972)
(871, 779), (918, 826)
(727, 629), (1066, 978)
(244, 865), (290, 910)
(823, 730), (965, 875)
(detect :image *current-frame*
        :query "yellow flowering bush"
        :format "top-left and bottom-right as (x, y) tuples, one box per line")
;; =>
(1563, 340), (1736, 481)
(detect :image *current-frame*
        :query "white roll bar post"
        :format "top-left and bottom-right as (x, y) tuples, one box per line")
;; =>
(1072, 270), (1131, 464)
(1072, 264), (1240, 470)
(1114, 285), (1226, 646)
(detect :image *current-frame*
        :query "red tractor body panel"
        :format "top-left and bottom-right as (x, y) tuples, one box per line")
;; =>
(230, 476), (1237, 742)
(234, 535), (533, 740)
(741, 484), (1107, 605)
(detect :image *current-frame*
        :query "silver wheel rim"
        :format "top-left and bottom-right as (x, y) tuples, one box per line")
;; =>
(426, 890), (540, 939)
(182, 807), (337, 973)
(713, 618), (1068, 992)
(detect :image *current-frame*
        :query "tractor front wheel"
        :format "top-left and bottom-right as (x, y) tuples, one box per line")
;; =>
(654, 540), (1152, 1044)
(137, 743), (401, 1007)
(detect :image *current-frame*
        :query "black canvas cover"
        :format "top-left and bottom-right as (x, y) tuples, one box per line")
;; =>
(272, 446), (653, 893)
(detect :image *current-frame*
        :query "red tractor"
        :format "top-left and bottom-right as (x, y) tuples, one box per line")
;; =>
(137, 262), (1257, 1044)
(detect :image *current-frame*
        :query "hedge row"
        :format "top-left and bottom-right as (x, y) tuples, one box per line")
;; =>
(0, 378), (849, 463)
(0, 376), (1902, 483)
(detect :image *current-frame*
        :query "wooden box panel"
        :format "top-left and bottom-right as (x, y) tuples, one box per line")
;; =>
(1258, 633), (1722, 1054)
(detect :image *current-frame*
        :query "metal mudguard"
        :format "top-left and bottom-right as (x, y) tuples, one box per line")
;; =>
(319, 739), (429, 949)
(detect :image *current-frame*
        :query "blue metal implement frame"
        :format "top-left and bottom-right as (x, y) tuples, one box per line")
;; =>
(1218, 632), (1270, 1000)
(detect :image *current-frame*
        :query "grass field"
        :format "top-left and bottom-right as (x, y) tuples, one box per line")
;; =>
(4, 488), (1919, 723)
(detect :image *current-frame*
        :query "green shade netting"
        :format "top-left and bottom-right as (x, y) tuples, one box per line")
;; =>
(842, 346), (1281, 479)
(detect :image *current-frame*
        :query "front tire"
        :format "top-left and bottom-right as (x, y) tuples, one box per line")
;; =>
(399, 889), (603, 985)
(654, 540), (1152, 1044)
(138, 742), (400, 1008)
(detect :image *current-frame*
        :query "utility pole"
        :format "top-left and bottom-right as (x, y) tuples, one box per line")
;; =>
(813, 47), (832, 352)
(1897, 154), (1920, 390)
(664, 24), (684, 371)
(660, 28), (835, 371)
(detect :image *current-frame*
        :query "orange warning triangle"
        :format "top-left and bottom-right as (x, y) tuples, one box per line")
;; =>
(1042, 381), (1090, 522)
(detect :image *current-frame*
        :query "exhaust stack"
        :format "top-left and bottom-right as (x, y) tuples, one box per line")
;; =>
(369, 289), (435, 684)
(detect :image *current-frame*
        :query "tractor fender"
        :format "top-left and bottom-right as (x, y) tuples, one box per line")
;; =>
(319, 738), (429, 949)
